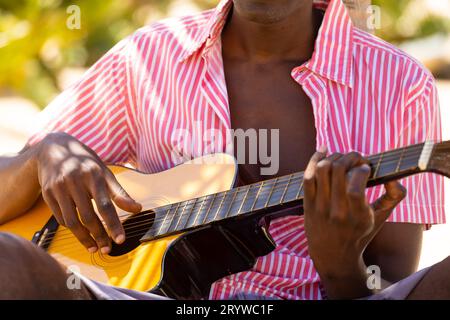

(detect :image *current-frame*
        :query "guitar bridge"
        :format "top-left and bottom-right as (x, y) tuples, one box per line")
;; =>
(32, 228), (50, 248)
(31, 216), (59, 251)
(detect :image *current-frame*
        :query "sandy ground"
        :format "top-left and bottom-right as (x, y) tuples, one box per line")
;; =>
(0, 81), (449, 269)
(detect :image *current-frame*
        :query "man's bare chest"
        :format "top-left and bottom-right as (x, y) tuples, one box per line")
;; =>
(223, 61), (317, 184)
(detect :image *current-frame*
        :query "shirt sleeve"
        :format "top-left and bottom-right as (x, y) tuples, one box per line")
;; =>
(27, 37), (138, 166)
(370, 73), (445, 225)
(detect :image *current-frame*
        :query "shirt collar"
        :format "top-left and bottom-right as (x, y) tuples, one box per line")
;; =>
(178, 0), (232, 62)
(179, 0), (354, 87)
(305, 0), (354, 87)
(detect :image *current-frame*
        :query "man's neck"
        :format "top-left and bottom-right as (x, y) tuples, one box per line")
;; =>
(221, 3), (323, 64)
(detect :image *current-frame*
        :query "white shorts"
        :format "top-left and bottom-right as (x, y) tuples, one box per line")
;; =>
(77, 267), (431, 300)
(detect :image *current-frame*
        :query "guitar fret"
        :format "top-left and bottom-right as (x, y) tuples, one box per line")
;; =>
(162, 203), (175, 231)
(212, 191), (227, 221)
(373, 153), (383, 178)
(396, 147), (406, 172)
(284, 176), (301, 202)
(176, 199), (197, 231)
(195, 196), (207, 222)
(225, 187), (240, 217)
(264, 178), (277, 208)
(187, 195), (208, 228)
(198, 195), (214, 220)
(157, 203), (173, 235)
(295, 177), (304, 199)
(184, 197), (198, 227)
(250, 182), (264, 211)
(379, 150), (406, 177)
(280, 174), (293, 204)
(237, 185), (252, 214)
(171, 202), (185, 231)
(155, 203), (175, 234)
(267, 179), (285, 207)
(201, 193), (217, 225)
(147, 202), (182, 238)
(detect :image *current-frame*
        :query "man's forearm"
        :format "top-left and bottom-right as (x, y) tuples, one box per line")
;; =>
(0, 144), (41, 224)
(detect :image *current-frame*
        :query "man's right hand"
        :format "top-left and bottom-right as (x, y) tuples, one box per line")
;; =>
(36, 132), (142, 254)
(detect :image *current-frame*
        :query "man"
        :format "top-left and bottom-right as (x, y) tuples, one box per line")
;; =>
(0, 0), (448, 299)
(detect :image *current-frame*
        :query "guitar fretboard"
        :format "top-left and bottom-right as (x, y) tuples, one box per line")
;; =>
(142, 142), (429, 241)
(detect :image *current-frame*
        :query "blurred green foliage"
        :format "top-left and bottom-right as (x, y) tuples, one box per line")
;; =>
(0, 0), (216, 107)
(373, 0), (450, 42)
(0, 0), (449, 108)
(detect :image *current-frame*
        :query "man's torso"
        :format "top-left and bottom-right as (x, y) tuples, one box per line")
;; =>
(224, 58), (317, 185)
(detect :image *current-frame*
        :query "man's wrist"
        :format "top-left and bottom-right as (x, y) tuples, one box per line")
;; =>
(33, 132), (68, 169)
(318, 256), (374, 299)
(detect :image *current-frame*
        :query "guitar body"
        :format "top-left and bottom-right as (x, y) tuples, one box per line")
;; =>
(0, 153), (276, 299)
(2, 140), (450, 299)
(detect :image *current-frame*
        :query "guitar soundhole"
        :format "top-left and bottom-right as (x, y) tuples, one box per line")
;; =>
(109, 209), (155, 256)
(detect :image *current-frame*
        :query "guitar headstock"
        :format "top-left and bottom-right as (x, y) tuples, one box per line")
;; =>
(427, 140), (450, 178)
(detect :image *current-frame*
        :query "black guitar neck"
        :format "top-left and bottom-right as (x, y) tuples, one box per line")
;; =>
(140, 140), (450, 242)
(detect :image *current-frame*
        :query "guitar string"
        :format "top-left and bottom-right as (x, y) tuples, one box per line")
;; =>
(39, 148), (423, 247)
(45, 143), (424, 240)
(40, 167), (423, 253)
(37, 148), (424, 252)
(37, 147), (423, 246)
(39, 150), (423, 251)
(41, 173), (305, 249)
(35, 143), (424, 240)
(41, 205), (307, 256)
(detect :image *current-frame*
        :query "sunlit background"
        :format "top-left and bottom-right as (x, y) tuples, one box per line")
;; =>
(0, 0), (449, 270)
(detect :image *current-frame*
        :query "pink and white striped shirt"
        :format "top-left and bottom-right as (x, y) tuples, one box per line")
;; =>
(29, 0), (445, 300)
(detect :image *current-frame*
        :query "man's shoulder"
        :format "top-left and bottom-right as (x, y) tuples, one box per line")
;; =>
(352, 28), (435, 87)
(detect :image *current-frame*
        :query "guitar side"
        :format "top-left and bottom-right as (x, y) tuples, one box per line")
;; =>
(0, 153), (238, 294)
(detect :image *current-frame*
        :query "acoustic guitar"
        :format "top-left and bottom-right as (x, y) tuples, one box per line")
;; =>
(1, 141), (449, 299)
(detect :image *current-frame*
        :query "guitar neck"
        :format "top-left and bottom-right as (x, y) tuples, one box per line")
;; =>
(142, 142), (433, 241)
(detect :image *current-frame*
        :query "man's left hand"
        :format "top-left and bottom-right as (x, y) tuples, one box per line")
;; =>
(303, 147), (406, 299)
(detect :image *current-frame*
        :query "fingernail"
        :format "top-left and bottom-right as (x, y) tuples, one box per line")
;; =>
(101, 246), (111, 254)
(362, 164), (371, 171)
(318, 145), (327, 153)
(134, 202), (143, 211)
(88, 247), (98, 253)
(115, 234), (125, 244)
